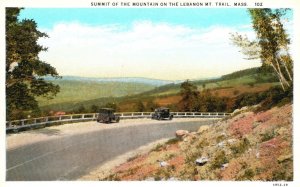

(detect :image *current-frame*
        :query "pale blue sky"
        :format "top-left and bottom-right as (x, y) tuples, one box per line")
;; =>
(20, 8), (252, 30)
(16, 8), (292, 80)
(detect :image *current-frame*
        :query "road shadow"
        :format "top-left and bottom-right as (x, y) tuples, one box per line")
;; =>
(27, 128), (62, 136)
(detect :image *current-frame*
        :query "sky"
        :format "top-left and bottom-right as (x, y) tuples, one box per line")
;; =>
(19, 8), (262, 80)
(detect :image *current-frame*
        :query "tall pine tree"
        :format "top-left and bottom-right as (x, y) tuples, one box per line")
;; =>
(6, 8), (60, 120)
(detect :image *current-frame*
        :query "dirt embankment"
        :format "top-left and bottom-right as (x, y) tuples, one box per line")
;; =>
(85, 104), (293, 181)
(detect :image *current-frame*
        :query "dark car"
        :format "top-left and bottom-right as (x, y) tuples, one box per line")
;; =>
(97, 108), (120, 123)
(151, 107), (173, 120)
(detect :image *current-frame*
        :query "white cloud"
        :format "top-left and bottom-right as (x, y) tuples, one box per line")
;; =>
(38, 21), (260, 80)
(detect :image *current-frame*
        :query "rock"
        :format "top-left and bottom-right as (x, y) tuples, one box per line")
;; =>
(227, 139), (236, 144)
(175, 130), (189, 138)
(233, 109), (240, 114)
(221, 163), (229, 170)
(217, 141), (225, 148)
(256, 152), (260, 159)
(241, 106), (248, 111)
(195, 157), (209, 166)
(275, 127), (287, 136)
(159, 161), (169, 167)
(277, 154), (292, 163)
(198, 125), (209, 133)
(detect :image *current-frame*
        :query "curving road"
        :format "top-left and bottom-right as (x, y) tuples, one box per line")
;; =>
(6, 118), (218, 181)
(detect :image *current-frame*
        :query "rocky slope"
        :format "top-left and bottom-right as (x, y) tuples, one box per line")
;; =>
(97, 104), (293, 181)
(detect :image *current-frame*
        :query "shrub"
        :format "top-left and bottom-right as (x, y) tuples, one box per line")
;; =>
(260, 129), (276, 142)
(230, 138), (250, 156)
(238, 168), (255, 180)
(166, 138), (180, 145)
(151, 144), (164, 152)
(196, 139), (209, 149)
(233, 90), (240, 95)
(210, 150), (228, 170)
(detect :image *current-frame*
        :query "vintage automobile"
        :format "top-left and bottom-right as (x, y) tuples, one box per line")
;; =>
(151, 107), (173, 120)
(97, 108), (120, 123)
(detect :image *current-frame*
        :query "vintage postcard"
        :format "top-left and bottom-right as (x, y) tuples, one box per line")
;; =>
(0, 0), (299, 187)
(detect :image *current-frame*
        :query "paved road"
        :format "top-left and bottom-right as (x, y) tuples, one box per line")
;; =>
(6, 119), (217, 181)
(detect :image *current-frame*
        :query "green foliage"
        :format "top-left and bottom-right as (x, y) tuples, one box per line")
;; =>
(166, 138), (180, 145)
(233, 85), (292, 112)
(238, 168), (255, 180)
(231, 8), (293, 91)
(151, 144), (164, 152)
(145, 100), (159, 111)
(260, 129), (276, 142)
(272, 170), (293, 181)
(74, 105), (86, 114)
(135, 101), (145, 112)
(178, 80), (200, 112)
(6, 8), (60, 120)
(221, 67), (259, 80)
(90, 105), (99, 113)
(38, 80), (154, 107)
(196, 139), (209, 149)
(230, 138), (250, 156)
(38, 67), (280, 114)
(104, 102), (118, 111)
(210, 150), (228, 170)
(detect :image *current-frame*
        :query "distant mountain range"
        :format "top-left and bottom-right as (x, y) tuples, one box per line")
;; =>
(44, 76), (184, 86)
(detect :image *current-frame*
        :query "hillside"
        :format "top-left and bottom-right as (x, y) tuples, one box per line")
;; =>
(94, 104), (293, 181)
(39, 67), (279, 113)
(38, 80), (155, 107)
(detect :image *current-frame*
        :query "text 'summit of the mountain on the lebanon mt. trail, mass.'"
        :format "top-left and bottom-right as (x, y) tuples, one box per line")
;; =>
(90, 2), (249, 7)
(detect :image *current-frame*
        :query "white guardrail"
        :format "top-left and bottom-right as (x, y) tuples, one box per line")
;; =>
(6, 112), (231, 132)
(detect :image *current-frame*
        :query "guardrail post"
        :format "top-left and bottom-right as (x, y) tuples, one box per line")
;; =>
(82, 114), (84, 119)
(70, 115), (73, 119)
(208, 113), (211, 116)
(45, 117), (48, 122)
(21, 120), (25, 126)
(59, 116), (62, 121)
(93, 113), (96, 119)
(34, 119), (37, 124)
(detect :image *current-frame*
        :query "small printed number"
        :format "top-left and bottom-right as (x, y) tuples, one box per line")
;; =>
(273, 183), (288, 187)
(255, 2), (263, 6)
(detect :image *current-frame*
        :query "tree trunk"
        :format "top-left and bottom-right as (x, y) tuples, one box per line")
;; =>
(270, 62), (286, 91)
(274, 56), (290, 88)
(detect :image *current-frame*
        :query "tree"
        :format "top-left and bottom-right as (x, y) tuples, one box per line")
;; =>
(145, 100), (158, 111)
(90, 104), (99, 113)
(104, 102), (118, 111)
(230, 9), (293, 91)
(178, 80), (200, 112)
(135, 100), (145, 112)
(6, 8), (60, 120)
